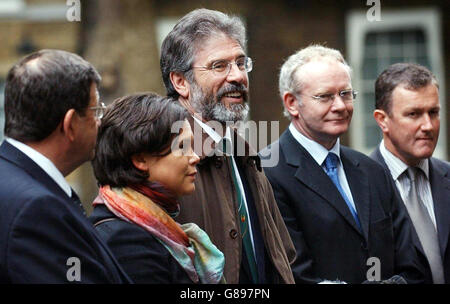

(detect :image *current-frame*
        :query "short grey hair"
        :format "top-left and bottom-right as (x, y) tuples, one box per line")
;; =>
(278, 44), (351, 118)
(160, 8), (247, 98)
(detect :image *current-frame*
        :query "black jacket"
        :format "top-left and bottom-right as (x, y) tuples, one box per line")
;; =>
(0, 141), (130, 283)
(90, 204), (194, 284)
(260, 129), (425, 284)
(371, 146), (450, 283)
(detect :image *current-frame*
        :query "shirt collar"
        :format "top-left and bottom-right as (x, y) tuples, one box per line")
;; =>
(193, 115), (234, 147)
(6, 137), (72, 197)
(193, 116), (223, 143)
(379, 139), (429, 180)
(289, 123), (341, 166)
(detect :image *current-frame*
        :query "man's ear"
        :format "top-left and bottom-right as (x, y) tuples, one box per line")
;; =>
(283, 92), (300, 117)
(62, 109), (77, 142)
(373, 109), (389, 133)
(131, 153), (150, 172)
(170, 71), (190, 99)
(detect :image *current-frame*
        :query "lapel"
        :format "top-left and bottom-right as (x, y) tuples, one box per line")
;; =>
(340, 148), (370, 242)
(370, 146), (386, 167)
(429, 158), (450, 257)
(280, 130), (364, 237)
(0, 141), (132, 283)
(372, 146), (430, 257)
(0, 141), (70, 200)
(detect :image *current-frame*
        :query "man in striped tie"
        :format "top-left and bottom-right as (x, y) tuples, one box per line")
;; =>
(260, 45), (424, 284)
(372, 63), (450, 284)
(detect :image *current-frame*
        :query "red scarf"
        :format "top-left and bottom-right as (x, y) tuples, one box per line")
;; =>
(129, 182), (180, 216)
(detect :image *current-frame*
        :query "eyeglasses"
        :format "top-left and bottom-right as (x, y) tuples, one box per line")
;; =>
(190, 56), (253, 77)
(303, 90), (358, 104)
(89, 102), (106, 120)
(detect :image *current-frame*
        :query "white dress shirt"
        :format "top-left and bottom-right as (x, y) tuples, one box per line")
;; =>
(193, 117), (256, 255)
(379, 140), (436, 228)
(289, 123), (357, 212)
(6, 137), (72, 197)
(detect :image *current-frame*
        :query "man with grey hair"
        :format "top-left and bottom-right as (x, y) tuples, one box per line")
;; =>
(260, 45), (424, 284)
(160, 8), (295, 284)
(371, 63), (450, 283)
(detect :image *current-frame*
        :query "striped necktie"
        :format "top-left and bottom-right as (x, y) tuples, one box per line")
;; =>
(222, 139), (259, 283)
(405, 167), (444, 284)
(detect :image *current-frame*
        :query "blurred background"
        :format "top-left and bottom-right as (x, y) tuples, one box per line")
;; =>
(0, 0), (448, 214)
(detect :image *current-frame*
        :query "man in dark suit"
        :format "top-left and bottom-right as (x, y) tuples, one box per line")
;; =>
(371, 63), (449, 284)
(260, 45), (424, 284)
(0, 49), (130, 283)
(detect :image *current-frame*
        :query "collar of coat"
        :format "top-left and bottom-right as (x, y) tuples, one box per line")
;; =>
(189, 118), (262, 172)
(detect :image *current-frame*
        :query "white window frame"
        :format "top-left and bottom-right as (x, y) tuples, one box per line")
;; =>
(346, 8), (446, 159)
(0, 1), (68, 21)
(155, 17), (179, 57)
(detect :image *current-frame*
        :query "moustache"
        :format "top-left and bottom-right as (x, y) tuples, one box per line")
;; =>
(217, 83), (248, 102)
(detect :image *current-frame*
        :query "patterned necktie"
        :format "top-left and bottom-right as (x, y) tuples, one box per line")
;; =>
(222, 139), (259, 283)
(324, 153), (362, 232)
(405, 167), (444, 284)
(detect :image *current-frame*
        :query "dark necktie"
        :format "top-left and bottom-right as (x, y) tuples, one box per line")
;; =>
(405, 167), (444, 284)
(324, 153), (361, 231)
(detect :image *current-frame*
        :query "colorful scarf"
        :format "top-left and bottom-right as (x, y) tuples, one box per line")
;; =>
(129, 182), (180, 217)
(93, 184), (225, 284)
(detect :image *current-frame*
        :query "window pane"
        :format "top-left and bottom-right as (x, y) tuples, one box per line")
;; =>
(388, 31), (404, 46)
(365, 124), (383, 148)
(362, 57), (378, 80)
(363, 92), (375, 115)
(360, 28), (431, 152)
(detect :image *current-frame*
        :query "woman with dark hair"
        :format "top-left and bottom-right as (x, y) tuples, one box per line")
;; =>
(89, 92), (224, 284)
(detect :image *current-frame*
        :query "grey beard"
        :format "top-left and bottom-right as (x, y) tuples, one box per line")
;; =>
(204, 101), (249, 123)
(190, 83), (249, 123)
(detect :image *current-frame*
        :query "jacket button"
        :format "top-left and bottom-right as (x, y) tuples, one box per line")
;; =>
(229, 229), (238, 239)
(215, 158), (223, 169)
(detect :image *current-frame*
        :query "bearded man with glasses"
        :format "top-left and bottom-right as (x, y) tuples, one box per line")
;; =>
(260, 45), (424, 284)
(160, 8), (295, 284)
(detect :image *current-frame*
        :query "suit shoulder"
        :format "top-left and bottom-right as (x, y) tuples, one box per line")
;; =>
(259, 139), (281, 160)
(430, 157), (450, 170)
(341, 146), (388, 172)
(91, 207), (167, 256)
(90, 208), (188, 283)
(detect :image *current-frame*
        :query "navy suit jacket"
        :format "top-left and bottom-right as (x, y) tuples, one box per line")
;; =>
(260, 129), (424, 284)
(90, 205), (194, 284)
(371, 146), (450, 283)
(0, 141), (131, 283)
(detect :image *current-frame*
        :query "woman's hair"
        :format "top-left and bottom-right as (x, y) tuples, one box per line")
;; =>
(92, 92), (189, 187)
